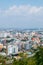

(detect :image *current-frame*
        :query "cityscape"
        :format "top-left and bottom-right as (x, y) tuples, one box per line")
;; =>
(0, 0), (43, 65)
(0, 29), (43, 65)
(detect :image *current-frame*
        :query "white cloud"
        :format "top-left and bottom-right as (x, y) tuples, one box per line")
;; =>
(0, 5), (43, 16)
(0, 5), (43, 28)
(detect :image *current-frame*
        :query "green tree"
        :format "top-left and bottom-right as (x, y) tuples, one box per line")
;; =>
(35, 47), (43, 65)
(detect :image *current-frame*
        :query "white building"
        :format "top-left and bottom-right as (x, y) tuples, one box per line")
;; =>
(7, 44), (18, 55)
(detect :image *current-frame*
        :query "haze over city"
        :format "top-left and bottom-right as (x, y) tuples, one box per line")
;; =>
(0, 1), (43, 65)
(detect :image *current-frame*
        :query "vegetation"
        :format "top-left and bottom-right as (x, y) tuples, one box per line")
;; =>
(35, 47), (43, 65)
(0, 47), (43, 65)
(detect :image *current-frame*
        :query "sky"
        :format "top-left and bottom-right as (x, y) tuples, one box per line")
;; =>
(0, 0), (43, 29)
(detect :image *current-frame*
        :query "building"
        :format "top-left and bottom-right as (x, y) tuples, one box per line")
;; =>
(6, 44), (18, 55)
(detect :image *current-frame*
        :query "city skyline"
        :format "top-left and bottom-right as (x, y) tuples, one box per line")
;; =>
(0, 0), (43, 29)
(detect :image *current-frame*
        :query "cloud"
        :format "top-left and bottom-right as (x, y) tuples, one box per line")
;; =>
(4, 5), (43, 16)
(0, 5), (43, 16)
(0, 5), (43, 28)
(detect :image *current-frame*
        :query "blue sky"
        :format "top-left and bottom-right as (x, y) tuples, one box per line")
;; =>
(0, 0), (43, 29)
